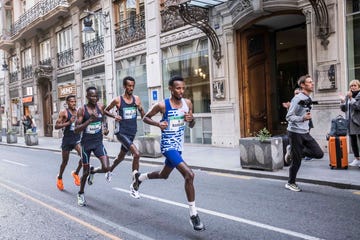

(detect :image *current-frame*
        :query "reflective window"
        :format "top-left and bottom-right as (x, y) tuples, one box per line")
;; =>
(116, 54), (148, 135)
(346, 0), (360, 80)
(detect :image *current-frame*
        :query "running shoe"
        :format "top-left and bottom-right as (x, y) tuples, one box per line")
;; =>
(72, 171), (80, 186)
(57, 177), (64, 191)
(87, 166), (95, 185)
(130, 184), (140, 199)
(285, 183), (301, 192)
(105, 171), (112, 182)
(190, 214), (205, 231)
(77, 193), (86, 207)
(349, 159), (360, 167)
(132, 172), (142, 191)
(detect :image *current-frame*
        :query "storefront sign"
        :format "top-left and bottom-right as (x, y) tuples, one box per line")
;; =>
(22, 96), (33, 103)
(58, 84), (76, 99)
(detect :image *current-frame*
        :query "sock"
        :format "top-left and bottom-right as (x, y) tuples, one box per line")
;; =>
(188, 201), (197, 216)
(138, 173), (148, 182)
(132, 170), (138, 177)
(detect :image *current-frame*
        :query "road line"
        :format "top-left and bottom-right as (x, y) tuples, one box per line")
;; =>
(0, 180), (155, 240)
(2, 159), (28, 167)
(0, 182), (122, 240)
(207, 172), (253, 179)
(113, 187), (324, 240)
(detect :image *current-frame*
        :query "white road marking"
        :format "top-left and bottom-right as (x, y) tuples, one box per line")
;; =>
(0, 180), (155, 240)
(2, 159), (28, 167)
(113, 187), (324, 240)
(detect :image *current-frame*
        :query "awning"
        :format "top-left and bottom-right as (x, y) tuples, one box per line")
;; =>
(188, 0), (229, 8)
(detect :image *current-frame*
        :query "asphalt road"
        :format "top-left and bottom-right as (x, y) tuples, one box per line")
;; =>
(0, 145), (360, 240)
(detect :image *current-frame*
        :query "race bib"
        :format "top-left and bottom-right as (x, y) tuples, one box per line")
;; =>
(85, 121), (102, 134)
(123, 107), (137, 120)
(168, 116), (185, 131)
(70, 122), (75, 131)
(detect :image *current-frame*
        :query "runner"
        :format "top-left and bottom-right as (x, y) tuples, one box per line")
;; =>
(75, 86), (110, 206)
(104, 76), (145, 199)
(55, 95), (82, 191)
(138, 75), (205, 231)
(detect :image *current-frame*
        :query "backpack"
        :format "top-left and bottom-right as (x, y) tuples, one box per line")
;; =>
(328, 115), (348, 137)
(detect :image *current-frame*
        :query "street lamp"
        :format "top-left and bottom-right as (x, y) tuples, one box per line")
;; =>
(82, 10), (109, 33)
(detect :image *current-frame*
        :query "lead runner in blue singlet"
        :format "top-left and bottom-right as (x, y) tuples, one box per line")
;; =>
(139, 75), (205, 231)
(74, 86), (110, 207)
(104, 76), (145, 199)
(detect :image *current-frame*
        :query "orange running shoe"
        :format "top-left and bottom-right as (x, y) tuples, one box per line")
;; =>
(57, 177), (64, 191)
(72, 171), (80, 186)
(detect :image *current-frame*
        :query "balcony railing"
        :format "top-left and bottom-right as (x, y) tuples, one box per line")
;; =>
(115, 13), (145, 48)
(21, 66), (33, 79)
(82, 36), (104, 59)
(39, 58), (51, 66)
(11, 0), (69, 37)
(57, 49), (73, 68)
(9, 71), (18, 83)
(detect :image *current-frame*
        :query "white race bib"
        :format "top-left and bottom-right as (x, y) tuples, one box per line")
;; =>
(85, 121), (102, 134)
(168, 116), (185, 131)
(123, 107), (137, 120)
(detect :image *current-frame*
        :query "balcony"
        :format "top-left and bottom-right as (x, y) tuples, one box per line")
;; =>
(82, 36), (104, 59)
(8, 0), (69, 41)
(9, 71), (18, 83)
(57, 49), (74, 68)
(115, 13), (145, 48)
(21, 66), (33, 79)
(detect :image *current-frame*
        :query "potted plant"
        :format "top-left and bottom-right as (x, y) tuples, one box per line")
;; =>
(239, 128), (284, 171)
(25, 129), (38, 146)
(6, 128), (18, 144)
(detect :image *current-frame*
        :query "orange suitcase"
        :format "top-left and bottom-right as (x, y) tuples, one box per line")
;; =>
(328, 136), (348, 169)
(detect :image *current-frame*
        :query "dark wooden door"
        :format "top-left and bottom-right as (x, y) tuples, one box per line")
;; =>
(238, 29), (271, 137)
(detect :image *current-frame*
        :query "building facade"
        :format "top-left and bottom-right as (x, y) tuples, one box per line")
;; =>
(0, 0), (359, 150)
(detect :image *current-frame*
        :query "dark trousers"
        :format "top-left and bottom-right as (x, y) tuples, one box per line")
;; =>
(349, 134), (360, 158)
(288, 131), (324, 184)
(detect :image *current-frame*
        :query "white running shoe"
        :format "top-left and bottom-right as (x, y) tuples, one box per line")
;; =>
(87, 166), (95, 185)
(285, 183), (301, 192)
(130, 184), (140, 199)
(105, 171), (112, 182)
(349, 159), (360, 167)
(77, 193), (86, 206)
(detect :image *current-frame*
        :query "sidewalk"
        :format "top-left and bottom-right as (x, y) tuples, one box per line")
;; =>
(1, 136), (360, 190)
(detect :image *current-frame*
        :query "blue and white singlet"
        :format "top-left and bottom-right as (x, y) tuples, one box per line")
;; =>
(160, 98), (189, 153)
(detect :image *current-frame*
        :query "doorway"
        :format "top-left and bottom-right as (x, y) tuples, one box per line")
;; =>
(38, 78), (53, 137)
(237, 14), (307, 137)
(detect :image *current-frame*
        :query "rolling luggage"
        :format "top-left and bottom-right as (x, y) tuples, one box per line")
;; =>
(328, 136), (348, 169)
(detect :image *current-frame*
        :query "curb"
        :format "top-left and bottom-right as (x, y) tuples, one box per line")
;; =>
(1, 142), (360, 190)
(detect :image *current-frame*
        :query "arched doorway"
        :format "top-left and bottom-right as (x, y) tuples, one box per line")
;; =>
(237, 13), (307, 137)
(38, 77), (53, 137)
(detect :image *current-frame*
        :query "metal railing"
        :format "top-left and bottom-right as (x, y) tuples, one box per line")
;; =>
(82, 36), (104, 59)
(21, 66), (33, 79)
(9, 71), (18, 83)
(11, 0), (69, 37)
(39, 58), (51, 66)
(115, 12), (145, 48)
(57, 49), (73, 68)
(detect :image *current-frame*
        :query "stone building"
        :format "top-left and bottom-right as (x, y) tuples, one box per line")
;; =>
(0, 0), (359, 150)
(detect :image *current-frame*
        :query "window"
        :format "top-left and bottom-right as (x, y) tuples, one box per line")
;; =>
(116, 54), (148, 135)
(346, 0), (360, 81)
(162, 39), (210, 113)
(21, 48), (32, 67)
(40, 39), (51, 63)
(82, 12), (105, 43)
(57, 27), (72, 53)
(83, 77), (106, 106)
(162, 39), (212, 144)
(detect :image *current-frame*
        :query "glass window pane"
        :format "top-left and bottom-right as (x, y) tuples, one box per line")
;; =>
(347, 1), (360, 81)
